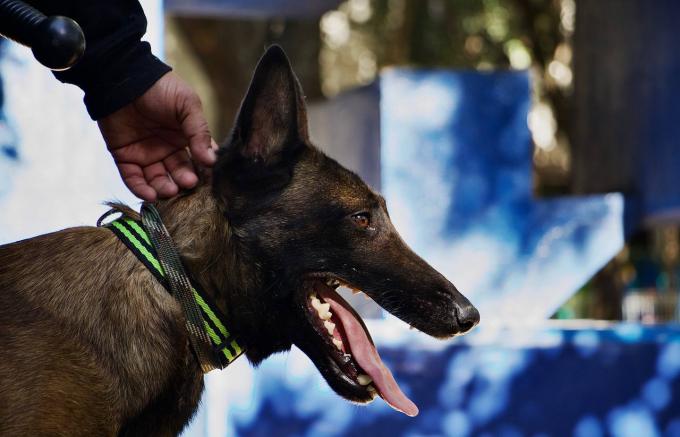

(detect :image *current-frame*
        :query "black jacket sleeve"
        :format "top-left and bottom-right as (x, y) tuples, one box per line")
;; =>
(27, 0), (171, 120)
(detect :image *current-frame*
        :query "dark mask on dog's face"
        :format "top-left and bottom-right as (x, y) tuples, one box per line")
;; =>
(213, 46), (479, 416)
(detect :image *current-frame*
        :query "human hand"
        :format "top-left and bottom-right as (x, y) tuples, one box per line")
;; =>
(98, 72), (217, 201)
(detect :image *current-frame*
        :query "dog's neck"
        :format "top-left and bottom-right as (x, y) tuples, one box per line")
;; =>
(154, 182), (264, 354)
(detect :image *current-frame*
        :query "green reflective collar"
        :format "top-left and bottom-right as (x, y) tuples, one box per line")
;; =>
(104, 214), (245, 370)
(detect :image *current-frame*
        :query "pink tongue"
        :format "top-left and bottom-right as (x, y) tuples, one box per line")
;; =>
(321, 291), (419, 417)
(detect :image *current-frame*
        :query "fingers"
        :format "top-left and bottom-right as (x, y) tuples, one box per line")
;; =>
(117, 157), (195, 201)
(111, 138), (202, 200)
(164, 148), (198, 190)
(143, 162), (178, 198)
(117, 163), (157, 202)
(178, 93), (217, 167)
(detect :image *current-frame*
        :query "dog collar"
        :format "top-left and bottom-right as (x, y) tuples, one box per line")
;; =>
(100, 205), (245, 373)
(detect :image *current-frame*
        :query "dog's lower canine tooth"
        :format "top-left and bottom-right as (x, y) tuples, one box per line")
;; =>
(357, 374), (372, 386)
(333, 338), (343, 350)
(311, 297), (322, 310)
(324, 320), (335, 335)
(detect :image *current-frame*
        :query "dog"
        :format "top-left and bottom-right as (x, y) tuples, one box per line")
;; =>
(0, 45), (479, 436)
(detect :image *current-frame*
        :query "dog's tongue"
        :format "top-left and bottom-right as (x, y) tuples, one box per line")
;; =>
(321, 291), (419, 417)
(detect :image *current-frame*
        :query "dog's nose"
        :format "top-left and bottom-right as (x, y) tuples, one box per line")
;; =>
(455, 303), (480, 333)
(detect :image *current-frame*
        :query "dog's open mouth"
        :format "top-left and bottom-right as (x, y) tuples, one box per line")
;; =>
(303, 276), (419, 417)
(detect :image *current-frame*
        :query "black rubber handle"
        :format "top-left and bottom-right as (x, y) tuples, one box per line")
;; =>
(0, 0), (85, 71)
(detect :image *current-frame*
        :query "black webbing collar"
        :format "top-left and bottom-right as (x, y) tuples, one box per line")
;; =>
(99, 204), (245, 372)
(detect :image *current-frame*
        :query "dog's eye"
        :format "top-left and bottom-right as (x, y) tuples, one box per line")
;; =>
(351, 213), (371, 229)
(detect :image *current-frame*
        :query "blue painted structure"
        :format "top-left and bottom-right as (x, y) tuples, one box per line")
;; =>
(380, 69), (623, 323)
(183, 322), (680, 437)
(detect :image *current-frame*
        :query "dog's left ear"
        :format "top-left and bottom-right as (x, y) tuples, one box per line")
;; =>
(229, 45), (309, 163)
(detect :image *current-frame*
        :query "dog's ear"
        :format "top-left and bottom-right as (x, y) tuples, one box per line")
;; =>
(214, 46), (310, 199)
(230, 45), (309, 162)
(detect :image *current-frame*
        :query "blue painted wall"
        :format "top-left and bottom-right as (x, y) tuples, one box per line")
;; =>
(380, 69), (624, 323)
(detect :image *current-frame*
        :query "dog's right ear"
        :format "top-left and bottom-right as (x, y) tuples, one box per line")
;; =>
(215, 45), (309, 193)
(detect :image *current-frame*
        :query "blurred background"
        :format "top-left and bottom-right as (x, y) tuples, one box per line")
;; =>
(2, 0), (680, 436)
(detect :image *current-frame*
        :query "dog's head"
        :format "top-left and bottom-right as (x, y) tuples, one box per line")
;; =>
(212, 46), (479, 416)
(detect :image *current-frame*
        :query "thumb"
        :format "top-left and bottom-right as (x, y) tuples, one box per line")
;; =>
(179, 92), (217, 167)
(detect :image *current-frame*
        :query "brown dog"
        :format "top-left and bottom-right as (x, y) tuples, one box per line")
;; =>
(0, 46), (478, 436)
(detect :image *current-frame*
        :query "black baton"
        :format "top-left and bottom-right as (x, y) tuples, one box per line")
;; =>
(0, 0), (85, 70)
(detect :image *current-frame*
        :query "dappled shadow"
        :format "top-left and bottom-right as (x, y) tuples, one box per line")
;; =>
(224, 324), (680, 437)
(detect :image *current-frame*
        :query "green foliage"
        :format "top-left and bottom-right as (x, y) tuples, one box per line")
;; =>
(323, 0), (564, 77)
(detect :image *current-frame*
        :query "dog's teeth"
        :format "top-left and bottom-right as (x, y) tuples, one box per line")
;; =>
(357, 374), (372, 386)
(324, 321), (336, 336)
(317, 303), (332, 320)
(366, 384), (377, 400)
(333, 338), (343, 350)
(312, 297), (333, 320)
